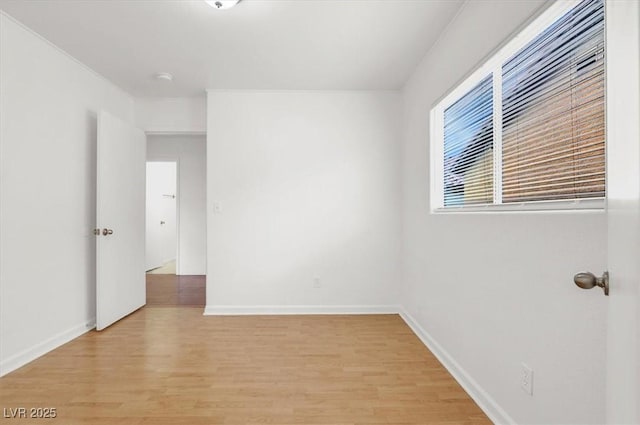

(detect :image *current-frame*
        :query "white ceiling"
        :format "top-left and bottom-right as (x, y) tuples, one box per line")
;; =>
(0, 0), (464, 97)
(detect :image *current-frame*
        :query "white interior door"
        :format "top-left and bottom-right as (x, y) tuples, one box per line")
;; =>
(605, 1), (640, 423)
(145, 162), (164, 271)
(145, 161), (177, 271)
(96, 111), (146, 331)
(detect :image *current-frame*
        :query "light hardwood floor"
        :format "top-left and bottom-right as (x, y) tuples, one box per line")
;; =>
(0, 309), (490, 425)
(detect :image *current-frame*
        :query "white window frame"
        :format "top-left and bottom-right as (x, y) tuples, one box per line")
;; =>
(430, 0), (606, 213)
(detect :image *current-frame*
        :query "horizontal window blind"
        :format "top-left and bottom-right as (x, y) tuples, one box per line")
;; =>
(443, 76), (494, 206)
(501, 0), (605, 203)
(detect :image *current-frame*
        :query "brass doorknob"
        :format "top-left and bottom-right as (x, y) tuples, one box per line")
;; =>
(102, 228), (114, 236)
(574, 271), (609, 296)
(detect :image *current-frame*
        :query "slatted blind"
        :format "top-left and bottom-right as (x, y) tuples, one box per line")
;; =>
(443, 76), (493, 207)
(501, 0), (605, 203)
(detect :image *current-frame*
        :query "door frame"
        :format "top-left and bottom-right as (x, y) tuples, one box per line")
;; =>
(145, 130), (207, 278)
(605, 1), (640, 422)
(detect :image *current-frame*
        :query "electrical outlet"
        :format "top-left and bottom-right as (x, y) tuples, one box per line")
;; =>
(520, 363), (534, 396)
(313, 277), (321, 288)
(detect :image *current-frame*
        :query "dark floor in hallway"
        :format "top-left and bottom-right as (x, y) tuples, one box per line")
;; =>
(146, 274), (205, 307)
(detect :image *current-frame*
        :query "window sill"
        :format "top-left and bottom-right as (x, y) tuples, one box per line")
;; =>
(432, 198), (605, 214)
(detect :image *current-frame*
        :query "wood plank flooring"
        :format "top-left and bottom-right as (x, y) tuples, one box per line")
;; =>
(0, 309), (490, 425)
(146, 274), (205, 307)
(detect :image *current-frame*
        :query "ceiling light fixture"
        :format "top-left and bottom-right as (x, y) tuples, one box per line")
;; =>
(155, 72), (173, 82)
(205, 0), (240, 10)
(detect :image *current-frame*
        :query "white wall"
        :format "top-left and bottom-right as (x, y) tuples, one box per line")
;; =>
(145, 162), (177, 270)
(400, 1), (607, 424)
(0, 6), (612, 423)
(147, 135), (207, 275)
(135, 97), (206, 134)
(0, 13), (134, 375)
(206, 91), (401, 313)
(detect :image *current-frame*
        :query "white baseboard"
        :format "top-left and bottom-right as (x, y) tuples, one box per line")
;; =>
(399, 308), (515, 425)
(0, 319), (96, 378)
(0, 306), (511, 424)
(204, 304), (401, 315)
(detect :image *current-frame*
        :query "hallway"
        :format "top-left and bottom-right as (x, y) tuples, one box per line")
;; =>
(146, 274), (205, 307)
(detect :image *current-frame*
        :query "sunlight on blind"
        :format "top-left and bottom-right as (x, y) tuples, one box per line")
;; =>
(501, 0), (605, 203)
(443, 76), (493, 207)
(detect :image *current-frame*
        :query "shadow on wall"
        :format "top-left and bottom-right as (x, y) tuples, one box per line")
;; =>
(85, 110), (98, 320)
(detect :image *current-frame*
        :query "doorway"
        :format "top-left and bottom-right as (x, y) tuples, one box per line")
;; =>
(145, 134), (207, 307)
(145, 161), (178, 274)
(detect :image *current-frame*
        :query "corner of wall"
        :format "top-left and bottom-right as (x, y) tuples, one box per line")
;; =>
(398, 307), (515, 425)
(0, 318), (95, 378)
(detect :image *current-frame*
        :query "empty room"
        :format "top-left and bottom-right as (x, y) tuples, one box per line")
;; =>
(0, 0), (638, 424)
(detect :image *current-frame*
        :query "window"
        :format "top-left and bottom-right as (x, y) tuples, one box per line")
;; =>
(431, 0), (605, 211)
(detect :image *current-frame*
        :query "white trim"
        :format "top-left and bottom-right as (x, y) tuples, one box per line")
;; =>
(433, 197), (605, 213)
(430, 107), (445, 211)
(436, 70), (493, 116)
(399, 308), (516, 425)
(492, 70), (503, 205)
(434, 0), (582, 113)
(175, 159), (181, 276)
(430, 0), (601, 212)
(604, 1), (640, 422)
(0, 319), (96, 377)
(203, 305), (401, 316)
